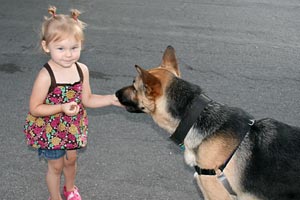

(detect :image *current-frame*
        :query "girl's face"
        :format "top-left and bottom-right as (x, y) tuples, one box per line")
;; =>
(42, 37), (82, 68)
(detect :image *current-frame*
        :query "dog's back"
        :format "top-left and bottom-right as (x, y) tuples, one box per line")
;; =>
(240, 118), (300, 199)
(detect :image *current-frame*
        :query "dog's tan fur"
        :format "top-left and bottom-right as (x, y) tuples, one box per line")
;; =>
(196, 133), (239, 200)
(197, 132), (238, 169)
(134, 66), (181, 133)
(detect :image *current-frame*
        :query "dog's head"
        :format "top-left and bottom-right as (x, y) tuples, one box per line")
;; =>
(115, 46), (180, 115)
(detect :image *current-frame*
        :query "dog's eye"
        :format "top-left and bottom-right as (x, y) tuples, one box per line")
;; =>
(132, 85), (137, 94)
(143, 84), (148, 91)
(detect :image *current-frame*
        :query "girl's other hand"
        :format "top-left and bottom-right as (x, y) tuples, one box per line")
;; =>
(62, 101), (80, 116)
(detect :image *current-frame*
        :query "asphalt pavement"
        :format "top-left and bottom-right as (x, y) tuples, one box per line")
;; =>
(1, 0), (300, 199)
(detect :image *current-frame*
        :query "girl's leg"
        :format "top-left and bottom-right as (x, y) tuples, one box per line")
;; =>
(47, 157), (64, 200)
(63, 150), (78, 191)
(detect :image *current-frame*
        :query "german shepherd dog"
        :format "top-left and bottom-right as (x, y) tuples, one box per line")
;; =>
(115, 46), (300, 200)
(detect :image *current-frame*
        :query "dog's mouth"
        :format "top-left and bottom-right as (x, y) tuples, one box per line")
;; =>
(122, 101), (145, 113)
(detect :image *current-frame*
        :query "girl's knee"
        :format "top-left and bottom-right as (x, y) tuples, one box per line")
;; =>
(64, 150), (77, 166)
(48, 159), (64, 175)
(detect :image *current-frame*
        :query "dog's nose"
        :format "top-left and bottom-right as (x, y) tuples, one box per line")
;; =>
(115, 90), (122, 100)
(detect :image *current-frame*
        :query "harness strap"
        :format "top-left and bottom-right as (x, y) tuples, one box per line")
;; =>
(217, 172), (237, 196)
(195, 165), (237, 195)
(194, 166), (216, 175)
(194, 121), (254, 196)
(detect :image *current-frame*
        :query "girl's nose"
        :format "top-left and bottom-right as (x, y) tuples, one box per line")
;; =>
(65, 50), (72, 57)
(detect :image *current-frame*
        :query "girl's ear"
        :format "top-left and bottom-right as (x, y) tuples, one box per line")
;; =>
(41, 40), (50, 53)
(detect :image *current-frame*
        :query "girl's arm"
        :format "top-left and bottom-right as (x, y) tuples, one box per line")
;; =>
(80, 63), (122, 108)
(29, 68), (79, 117)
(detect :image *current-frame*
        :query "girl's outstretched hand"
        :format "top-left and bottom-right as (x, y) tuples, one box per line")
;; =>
(62, 101), (80, 116)
(111, 94), (124, 107)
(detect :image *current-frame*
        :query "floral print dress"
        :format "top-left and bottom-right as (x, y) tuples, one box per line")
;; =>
(24, 63), (88, 150)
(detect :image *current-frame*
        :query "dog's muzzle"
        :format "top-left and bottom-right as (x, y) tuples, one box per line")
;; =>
(115, 87), (145, 113)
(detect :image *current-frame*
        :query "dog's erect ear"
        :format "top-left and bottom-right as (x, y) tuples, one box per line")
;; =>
(135, 65), (162, 97)
(161, 45), (180, 77)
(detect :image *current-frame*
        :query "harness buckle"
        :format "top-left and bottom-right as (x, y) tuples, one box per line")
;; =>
(248, 119), (255, 126)
(215, 168), (223, 176)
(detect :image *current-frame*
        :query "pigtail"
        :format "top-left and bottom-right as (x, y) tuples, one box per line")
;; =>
(48, 6), (57, 18)
(70, 9), (86, 29)
(70, 9), (80, 21)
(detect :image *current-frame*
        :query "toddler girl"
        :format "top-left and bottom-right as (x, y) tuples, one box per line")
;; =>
(24, 6), (121, 200)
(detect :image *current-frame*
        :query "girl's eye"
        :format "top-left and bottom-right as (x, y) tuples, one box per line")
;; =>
(57, 48), (63, 50)
(72, 47), (78, 50)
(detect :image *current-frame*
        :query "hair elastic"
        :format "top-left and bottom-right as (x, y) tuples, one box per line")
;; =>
(48, 6), (57, 18)
(71, 9), (80, 22)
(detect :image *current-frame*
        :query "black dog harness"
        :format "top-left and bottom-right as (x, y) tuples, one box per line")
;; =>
(170, 94), (255, 196)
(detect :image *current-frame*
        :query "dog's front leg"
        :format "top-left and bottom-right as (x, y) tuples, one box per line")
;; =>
(194, 173), (233, 200)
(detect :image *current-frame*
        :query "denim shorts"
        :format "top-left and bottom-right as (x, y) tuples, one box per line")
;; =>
(38, 149), (66, 160)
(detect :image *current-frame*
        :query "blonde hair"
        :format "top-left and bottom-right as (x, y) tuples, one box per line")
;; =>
(41, 6), (86, 48)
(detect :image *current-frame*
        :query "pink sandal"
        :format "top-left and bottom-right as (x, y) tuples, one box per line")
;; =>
(63, 186), (81, 200)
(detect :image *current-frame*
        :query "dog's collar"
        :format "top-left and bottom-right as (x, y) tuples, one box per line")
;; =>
(169, 94), (211, 148)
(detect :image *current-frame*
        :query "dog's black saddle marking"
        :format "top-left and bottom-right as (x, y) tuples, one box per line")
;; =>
(170, 94), (211, 146)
